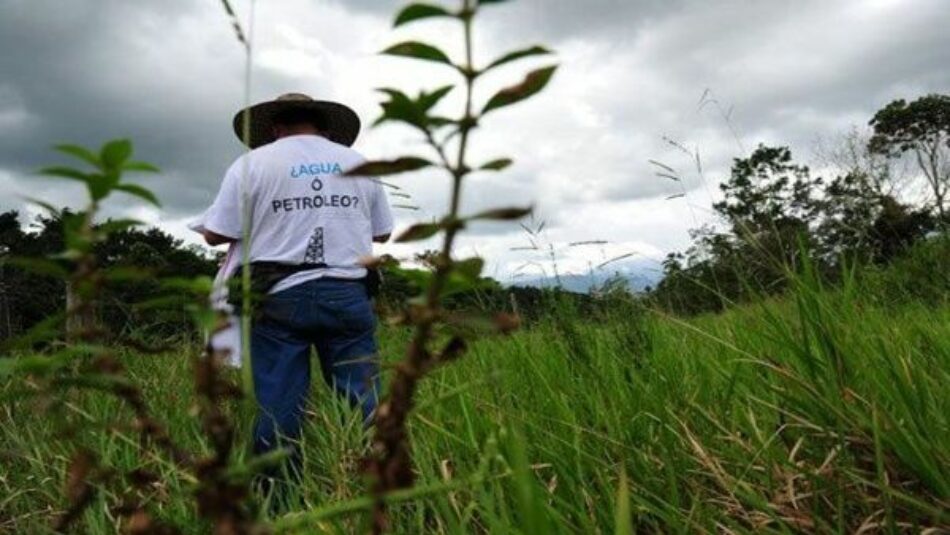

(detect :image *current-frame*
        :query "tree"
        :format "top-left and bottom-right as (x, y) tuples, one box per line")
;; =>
(869, 94), (950, 222)
(716, 146), (822, 227)
(865, 196), (936, 263)
(0, 210), (218, 341)
(651, 96), (946, 316)
(714, 145), (824, 289)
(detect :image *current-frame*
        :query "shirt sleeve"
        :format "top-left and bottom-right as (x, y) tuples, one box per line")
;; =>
(370, 180), (394, 238)
(203, 158), (247, 240)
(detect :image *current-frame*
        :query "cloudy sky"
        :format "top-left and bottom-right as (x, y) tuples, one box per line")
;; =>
(1, 0), (948, 281)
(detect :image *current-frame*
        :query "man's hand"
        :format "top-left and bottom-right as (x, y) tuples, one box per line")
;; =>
(373, 234), (391, 244)
(203, 229), (237, 246)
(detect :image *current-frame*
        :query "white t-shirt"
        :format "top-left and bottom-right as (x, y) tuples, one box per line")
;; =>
(203, 134), (393, 294)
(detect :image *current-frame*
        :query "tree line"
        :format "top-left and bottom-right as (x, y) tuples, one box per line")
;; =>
(0, 210), (219, 341)
(651, 94), (949, 315)
(0, 212), (585, 342)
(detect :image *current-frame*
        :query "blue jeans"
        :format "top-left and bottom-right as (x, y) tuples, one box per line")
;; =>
(250, 277), (379, 483)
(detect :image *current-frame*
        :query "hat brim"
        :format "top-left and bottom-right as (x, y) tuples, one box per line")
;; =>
(232, 100), (361, 149)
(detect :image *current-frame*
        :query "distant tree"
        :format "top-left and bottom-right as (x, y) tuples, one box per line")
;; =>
(819, 127), (902, 199)
(869, 94), (950, 222)
(819, 168), (893, 264)
(814, 129), (895, 263)
(716, 146), (822, 228)
(651, 96), (946, 316)
(0, 210), (218, 341)
(865, 196), (936, 263)
(713, 145), (823, 289)
(819, 171), (935, 265)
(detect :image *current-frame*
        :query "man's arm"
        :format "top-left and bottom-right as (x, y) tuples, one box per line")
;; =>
(202, 158), (246, 247)
(369, 179), (394, 245)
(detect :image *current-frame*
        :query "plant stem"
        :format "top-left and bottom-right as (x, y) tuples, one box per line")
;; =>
(368, 1), (477, 532)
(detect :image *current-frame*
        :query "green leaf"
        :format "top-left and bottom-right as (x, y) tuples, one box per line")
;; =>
(484, 46), (551, 72)
(614, 470), (633, 535)
(482, 65), (558, 115)
(100, 139), (133, 169)
(374, 88), (427, 129)
(419, 85), (455, 112)
(395, 222), (443, 243)
(428, 116), (457, 128)
(454, 257), (485, 280)
(39, 166), (91, 184)
(88, 175), (112, 201)
(54, 144), (100, 167)
(114, 183), (161, 207)
(500, 425), (552, 532)
(382, 41), (453, 65)
(469, 206), (532, 221)
(394, 3), (454, 27)
(479, 158), (513, 171)
(22, 196), (61, 216)
(59, 212), (92, 253)
(0, 355), (57, 378)
(123, 160), (160, 173)
(345, 157), (433, 177)
(372, 86), (455, 130)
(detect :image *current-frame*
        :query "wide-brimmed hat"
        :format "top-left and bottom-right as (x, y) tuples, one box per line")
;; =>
(232, 93), (361, 149)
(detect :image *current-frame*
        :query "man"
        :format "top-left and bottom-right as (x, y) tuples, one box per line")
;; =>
(201, 93), (393, 491)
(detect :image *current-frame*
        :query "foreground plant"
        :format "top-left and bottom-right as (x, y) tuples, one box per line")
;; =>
(1, 140), (267, 534)
(339, 0), (557, 531)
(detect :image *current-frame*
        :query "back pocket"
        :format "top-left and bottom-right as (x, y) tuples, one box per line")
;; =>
(261, 295), (299, 325)
(332, 288), (374, 332)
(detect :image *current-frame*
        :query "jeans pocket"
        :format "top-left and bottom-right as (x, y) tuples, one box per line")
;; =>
(334, 291), (375, 332)
(261, 296), (299, 325)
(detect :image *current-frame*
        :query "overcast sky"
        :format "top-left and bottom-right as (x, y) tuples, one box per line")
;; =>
(1, 0), (948, 281)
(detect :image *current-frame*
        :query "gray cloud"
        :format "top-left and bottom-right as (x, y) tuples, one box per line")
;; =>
(0, 0), (248, 214)
(339, 0), (683, 40)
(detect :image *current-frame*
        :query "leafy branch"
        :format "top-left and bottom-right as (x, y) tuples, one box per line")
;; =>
(345, 0), (557, 532)
(4, 140), (271, 533)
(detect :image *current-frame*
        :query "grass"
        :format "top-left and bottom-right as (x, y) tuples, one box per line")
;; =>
(1, 277), (948, 533)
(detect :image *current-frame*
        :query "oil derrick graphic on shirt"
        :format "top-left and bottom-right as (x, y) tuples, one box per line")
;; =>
(304, 227), (325, 264)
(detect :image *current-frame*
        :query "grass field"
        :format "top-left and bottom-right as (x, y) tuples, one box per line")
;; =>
(2, 274), (949, 533)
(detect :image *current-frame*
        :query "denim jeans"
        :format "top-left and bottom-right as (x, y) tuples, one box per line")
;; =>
(250, 277), (379, 486)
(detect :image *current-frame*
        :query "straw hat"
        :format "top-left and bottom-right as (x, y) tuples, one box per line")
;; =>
(231, 93), (361, 149)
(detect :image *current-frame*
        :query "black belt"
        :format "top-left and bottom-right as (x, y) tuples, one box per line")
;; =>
(226, 262), (379, 310)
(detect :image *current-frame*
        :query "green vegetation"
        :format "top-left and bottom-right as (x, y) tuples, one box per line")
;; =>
(339, 2), (557, 528)
(652, 93), (949, 316)
(0, 210), (218, 341)
(3, 246), (948, 532)
(1, 0), (947, 533)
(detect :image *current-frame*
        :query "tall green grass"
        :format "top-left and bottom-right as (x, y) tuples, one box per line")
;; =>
(2, 269), (948, 533)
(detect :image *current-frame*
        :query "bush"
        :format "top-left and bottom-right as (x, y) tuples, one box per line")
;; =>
(859, 234), (950, 307)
